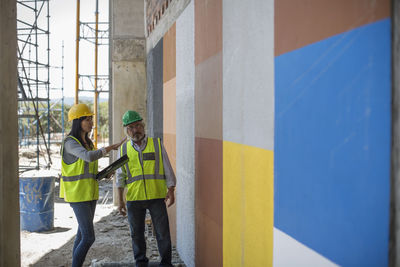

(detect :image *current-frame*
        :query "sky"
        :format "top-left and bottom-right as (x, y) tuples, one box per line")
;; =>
(17, 0), (110, 101)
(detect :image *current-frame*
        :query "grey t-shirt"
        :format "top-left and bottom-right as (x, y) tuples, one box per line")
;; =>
(62, 136), (106, 164)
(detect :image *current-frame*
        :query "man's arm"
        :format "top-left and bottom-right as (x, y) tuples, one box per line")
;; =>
(160, 141), (176, 207)
(117, 187), (127, 216)
(115, 146), (128, 187)
(116, 146), (128, 215)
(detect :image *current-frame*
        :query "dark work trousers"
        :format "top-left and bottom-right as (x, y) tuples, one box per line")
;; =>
(70, 200), (97, 267)
(127, 199), (172, 267)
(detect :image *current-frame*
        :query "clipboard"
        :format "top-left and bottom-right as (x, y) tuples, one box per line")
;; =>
(96, 154), (129, 180)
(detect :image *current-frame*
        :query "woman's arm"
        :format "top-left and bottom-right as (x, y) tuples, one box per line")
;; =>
(64, 138), (103, 162)
(103, 142), (124, 153)
(64, 137), (126, 162)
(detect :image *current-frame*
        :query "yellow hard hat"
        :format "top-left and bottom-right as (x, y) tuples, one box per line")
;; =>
(68, 103), (94, 121)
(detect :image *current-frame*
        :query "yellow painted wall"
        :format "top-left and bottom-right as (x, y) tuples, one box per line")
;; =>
(223, 141), (274, 267)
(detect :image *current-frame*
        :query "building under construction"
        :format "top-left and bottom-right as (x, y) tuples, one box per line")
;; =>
(2, 0), (400, 266)
(17, 0), (52, 170)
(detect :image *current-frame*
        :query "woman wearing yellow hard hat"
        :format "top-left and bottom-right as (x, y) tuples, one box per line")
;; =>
(60, 103), (124, 267)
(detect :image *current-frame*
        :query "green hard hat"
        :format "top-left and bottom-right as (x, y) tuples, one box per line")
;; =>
(122, 110), (143, 126)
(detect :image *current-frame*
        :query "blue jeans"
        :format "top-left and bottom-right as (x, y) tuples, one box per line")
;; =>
(70, 200), (97, 267)
(127, 199), (172, 267)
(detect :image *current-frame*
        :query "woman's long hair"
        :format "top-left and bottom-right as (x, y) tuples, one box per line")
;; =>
(68, 116), (94, 149)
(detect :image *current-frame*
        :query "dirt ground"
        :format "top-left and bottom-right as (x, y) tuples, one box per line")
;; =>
(19, 144), (185, 267)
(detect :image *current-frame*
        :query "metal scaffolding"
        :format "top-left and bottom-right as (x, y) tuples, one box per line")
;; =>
(75, 0), (109, 148)
(17, 0), (52, 170)
(50, 42), (66, 141)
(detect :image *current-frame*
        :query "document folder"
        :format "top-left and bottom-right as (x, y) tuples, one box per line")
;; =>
(96, 154), (129, 180)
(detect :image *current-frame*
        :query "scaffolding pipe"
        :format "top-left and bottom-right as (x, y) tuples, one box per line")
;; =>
(75, 0), (80, 104)
(35, 0), (39, 169)
(47, 0), (50, 151)
(94, 0), (99, 148)
(62, 41), (65, 140)
(17, 44), (52, 167)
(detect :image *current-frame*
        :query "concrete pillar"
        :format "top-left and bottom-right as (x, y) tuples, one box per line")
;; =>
(110, 0), (147, 203)
(0, 0), (20, 266)
(111, 0), (147, 141)
(390, 0), (400, 266)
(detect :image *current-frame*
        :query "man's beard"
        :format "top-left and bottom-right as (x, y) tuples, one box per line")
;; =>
(131, 132), (145, 142)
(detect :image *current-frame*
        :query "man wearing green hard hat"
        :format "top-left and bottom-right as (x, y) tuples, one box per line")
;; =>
(116, 110), (176, 267)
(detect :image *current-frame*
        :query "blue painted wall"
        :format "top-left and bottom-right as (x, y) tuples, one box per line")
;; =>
(274, 19), (391, 266)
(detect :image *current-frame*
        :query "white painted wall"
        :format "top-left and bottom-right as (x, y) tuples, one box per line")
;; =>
(176, 1), (195, 266)
(222, 0), (275, 150)
(273, 228), (339, 267)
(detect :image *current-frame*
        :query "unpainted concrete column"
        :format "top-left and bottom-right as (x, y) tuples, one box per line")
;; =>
(111, 0), (147, 204)
(0, 0), (20, 265)
(391, 0), (400, 266)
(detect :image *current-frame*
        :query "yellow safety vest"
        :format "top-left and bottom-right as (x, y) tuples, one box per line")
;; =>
(121, 137), (167, 201)
(60, 136), (99, 202)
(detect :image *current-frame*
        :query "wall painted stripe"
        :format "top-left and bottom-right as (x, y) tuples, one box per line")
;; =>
(195, 137), (222, 267)
(223, 141), (274, 267)
(176, 1), (195, 265)
(222, 0), (274, 151)
(163, 133), (176, 173)
(146, 38), (164, 139)
(163, 77), (177, 151)
(195, 0), (223, 265)
(275, 0), (390, 56)
(163, 24), (176, 83)
(194, 0), (222, 65)
(274, 19), (391, 266)
(273, 228), (339, 267)
(163, 24), (177, 245)
(195, 53), (223, 140)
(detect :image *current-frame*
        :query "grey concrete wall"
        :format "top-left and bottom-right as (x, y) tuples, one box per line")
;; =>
(390, 0), (400, 266)
(113, 0), (145, 38)
(0, 0), (20, 265)
(146, 39), (163, 139)
(111, 0), (147, 203)
(176, 2), (195, 266)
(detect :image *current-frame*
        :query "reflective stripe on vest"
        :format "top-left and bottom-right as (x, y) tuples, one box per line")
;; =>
(61, 159), (96, 181)
(122, 138), (165, 183)
(121, 137), (166, 201)
(61, 136), (97, 181)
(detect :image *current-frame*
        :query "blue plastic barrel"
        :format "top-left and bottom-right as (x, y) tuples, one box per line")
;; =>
(19, 176), (55, 232)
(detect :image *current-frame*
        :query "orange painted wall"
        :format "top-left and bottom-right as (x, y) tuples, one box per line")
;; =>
(194, 0), (223, 265)
(163, 23), (177, 245)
